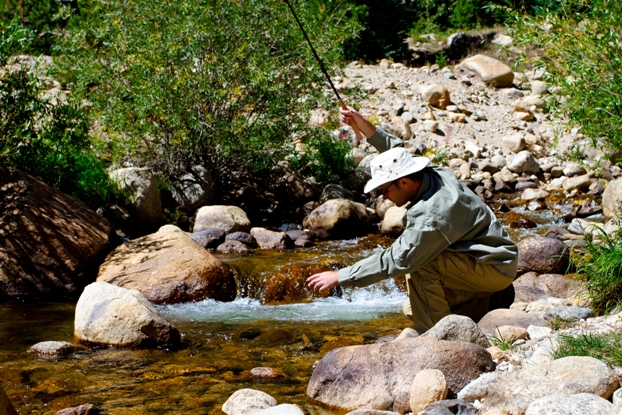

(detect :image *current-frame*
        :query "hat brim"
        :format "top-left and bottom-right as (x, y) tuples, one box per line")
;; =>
(364, 157), (429, 193)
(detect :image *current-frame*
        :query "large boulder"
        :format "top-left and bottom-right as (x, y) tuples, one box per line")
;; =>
(320, 184), (356, 204)
(454, 55), (514, 88)
(74, 282), (180, 347)
(97, 232), (236, 304)
(422, 315), (490, 348)
(480, 356), (619, 415)
(302, 198), (376, 240)
(0, 168), (112, 299)
(603, 177), (622, 222)
(109, 167), (163, 229)
(193, 205), (251, 234)
(517, 237), (569, 274)
(380, 205), (407, 237)
(307, 337), (494, 414)
(170, 165), (215, 213)
(1, 384), (18, 415)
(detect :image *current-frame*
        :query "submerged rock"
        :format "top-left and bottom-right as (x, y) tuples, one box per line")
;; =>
(262, 263), (335, 305)
(0, 384), (18, 415)
(28, 341), (75, 356)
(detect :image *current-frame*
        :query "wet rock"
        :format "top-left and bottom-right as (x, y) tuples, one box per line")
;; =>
(526, 393), (619, 415)
(97, 232), (236, 304)
(238, 367), (286, 381)
(478, 309), (544, 336)
(74, 282), (180, 347)
(480, 357), (619, 415)
(254, 404), (305, 415)
(307, 337), (494, 414)
(507, 151), (540, 174)
(225, 231), (257, 247)
(420, 399), (477, 415)
(250, 228), (292, 250)
(521, 188), (549, 201)
(517, 236), (569, 274)
(504, 211), (537, 229)
(262, 263), (334, 305)
(0, 384), (18, 415)
(410, 369), (448, 413)
(380, 205), (407, 237)
(320, 184), (356, 204)
(454, 55), (514, 88)
(0, 168), (113, 300)
(321, 337), (358, 354)
(420, 84), (451, 109)
(602, 177), (622, 221)
(302, 198), (376, 240)
(193, 205), (251, 234)
(257, 329), (296, 345)
(222, 389), (276, 415)
(527, 200), (547, 211)
(56, 403), (99, 415)
(189, 228), (225, 249)
(216, 240), (249, 253)
(28, 341), (75, 356)
(170, 165), (215, 213)
(422, 315), (489, 348)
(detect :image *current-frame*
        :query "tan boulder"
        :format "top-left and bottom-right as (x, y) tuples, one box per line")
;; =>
(0, 168), (112, 299)
(97, 232), (236, 304)
(454, 55), (514, 88)
(250, 227), (292, 250)
(74, 282), (180, 347)
(380, 205), (407, 237)
(419, 84), (451, 109)
(603, 178), (622, 221)
(409, 369), (448, 413)
(307, 337), (494, 414)
(193, 205), (251, 234)
(303, 198), (376, 240)
(478, 309), (545, 336)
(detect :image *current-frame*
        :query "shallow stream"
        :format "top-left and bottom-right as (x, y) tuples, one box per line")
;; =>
(0, 195), (597, 414)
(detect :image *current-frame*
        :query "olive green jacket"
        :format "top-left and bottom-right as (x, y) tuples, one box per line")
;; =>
(337, 128), (518, 288)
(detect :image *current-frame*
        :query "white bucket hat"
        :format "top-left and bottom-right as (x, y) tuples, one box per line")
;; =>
(364, 147), (430, 193)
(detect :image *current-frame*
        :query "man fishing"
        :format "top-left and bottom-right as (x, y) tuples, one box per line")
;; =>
(308, 108), (518, 334)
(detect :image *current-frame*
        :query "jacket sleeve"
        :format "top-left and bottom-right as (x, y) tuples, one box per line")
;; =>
(367, 128), (404, 153)
(337, 222), (451, 288)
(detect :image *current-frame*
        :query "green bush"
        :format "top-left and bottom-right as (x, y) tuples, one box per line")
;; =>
(571, 228), (622, 314)
(555, 332), (622, 366)
(60, 0), (359, 187)
(0, 21), (120, 207)
(289, 132), (356, 184)
(507, 0), (622, 154)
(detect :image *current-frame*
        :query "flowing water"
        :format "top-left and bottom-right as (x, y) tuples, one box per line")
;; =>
(0, 195), (599, 414)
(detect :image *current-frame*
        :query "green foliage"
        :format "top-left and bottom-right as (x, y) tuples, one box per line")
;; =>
(343, 0), (415, 62)
(508, 0), (622, 154)
(549, 316), (572, 331)
(0, 21), (120, 207)
(289, 132), (356, 184)
(60, 0), (359, 184)
(0, 0), (78, 55)
(571, 228), (622, 314)
(436, 50), (449, 68)
(490, 331), (514, 351)
(451, 0), (477, 29)
(554, 332), (622, 366)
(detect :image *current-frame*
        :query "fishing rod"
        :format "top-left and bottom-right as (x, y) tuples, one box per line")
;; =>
(282, 0), (363, 141)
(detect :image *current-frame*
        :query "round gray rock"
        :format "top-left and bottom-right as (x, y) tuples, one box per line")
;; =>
(222, 389), (276, 415)
(422, 315), (490, 348)
(193, 205), (251, 234)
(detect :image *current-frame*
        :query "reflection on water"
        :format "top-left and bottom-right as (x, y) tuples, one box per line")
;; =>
(0, 196), (589, 414)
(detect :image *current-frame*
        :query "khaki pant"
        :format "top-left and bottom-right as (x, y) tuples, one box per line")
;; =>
(403, 251), (514, 334)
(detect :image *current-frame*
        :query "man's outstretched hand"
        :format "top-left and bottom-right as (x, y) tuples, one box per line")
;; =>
(339, 107), (376, 138)
(307, 270), (340, 292)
